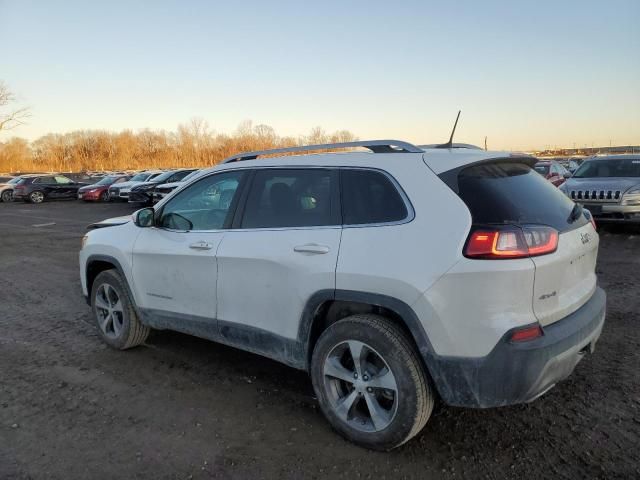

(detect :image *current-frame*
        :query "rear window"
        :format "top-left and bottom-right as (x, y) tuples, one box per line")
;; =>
(457, 162), (586, 232)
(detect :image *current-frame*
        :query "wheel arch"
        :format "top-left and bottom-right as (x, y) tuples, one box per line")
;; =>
(85, 255), (137, 311)
(298, 290), (437, 376)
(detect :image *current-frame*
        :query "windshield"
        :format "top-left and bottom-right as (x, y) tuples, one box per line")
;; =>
(573, 158), (640, 178)
(130, 173), (150, 182)
(181, 170), (200, 182)
(8, 177), (21, 184)
(151, 171), (175, 183)
(95, 176), (119, 185)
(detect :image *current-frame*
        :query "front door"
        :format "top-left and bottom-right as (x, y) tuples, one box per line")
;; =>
(131, 170), (247, 325)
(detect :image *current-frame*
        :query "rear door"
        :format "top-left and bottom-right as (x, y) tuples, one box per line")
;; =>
(54, 175), (77, 198)
(216, 168), (341, 341)
(456, 161), (597, 326)
(35, 176), (58, 198)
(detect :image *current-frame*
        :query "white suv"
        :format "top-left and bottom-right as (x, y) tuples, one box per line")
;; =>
(80, 140), (606, 450)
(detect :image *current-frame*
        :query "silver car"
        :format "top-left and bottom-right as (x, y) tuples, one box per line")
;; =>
(560, 155), (640, 223)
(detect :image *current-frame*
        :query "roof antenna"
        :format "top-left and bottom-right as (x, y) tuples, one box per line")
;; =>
(436, 110), (461, 149)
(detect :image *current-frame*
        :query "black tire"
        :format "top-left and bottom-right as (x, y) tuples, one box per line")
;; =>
(311, 314), (434, 451)
(100, 190), (109, 202)
(90, 269), (150, 350)
(1, 190), (12, 202)
(28, 190), (45, 204)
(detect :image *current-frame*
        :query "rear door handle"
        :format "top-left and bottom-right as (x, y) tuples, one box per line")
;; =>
(189, 241), (213, 250)
(293, 244), (330, 254)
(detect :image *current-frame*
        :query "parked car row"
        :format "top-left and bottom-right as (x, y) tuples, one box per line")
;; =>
(0, 168), (202, 204)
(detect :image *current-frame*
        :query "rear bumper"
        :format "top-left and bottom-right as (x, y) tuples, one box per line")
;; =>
(78, 191), (101, 200)
(429, 287), (606, 408)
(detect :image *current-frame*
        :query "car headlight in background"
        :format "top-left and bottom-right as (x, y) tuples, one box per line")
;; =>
(622, 185), (640, 206)
(81, 235), (89, 249)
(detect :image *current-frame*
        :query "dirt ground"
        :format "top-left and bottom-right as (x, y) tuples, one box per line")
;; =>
(0, 201), (638, 479)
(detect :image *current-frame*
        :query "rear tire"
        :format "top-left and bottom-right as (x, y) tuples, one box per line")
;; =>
(28, 191), (45, 204)
(100, 191), (109, 202)
(91, 269), (150, 350)
(311, 314), (434, 451)
(1, 190), (12, 202)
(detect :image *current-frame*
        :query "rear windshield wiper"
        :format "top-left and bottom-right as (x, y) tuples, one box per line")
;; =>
(568, 203), (583, 223)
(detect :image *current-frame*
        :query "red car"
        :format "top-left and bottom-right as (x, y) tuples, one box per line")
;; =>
(534, 160), (571, 187)
(77, 175), (130, 202)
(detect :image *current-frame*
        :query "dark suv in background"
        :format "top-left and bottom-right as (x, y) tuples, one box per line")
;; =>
(12, 174), (88, 203)
(128, 168), (197, 205)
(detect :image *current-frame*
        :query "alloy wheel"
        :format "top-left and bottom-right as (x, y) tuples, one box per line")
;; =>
(323, 340), (398, 432)
(30, 191), (44, 203)
(95, 284), (125, 339)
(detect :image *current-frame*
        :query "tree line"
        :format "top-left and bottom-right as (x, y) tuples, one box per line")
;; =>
(0, 119), (357, 174)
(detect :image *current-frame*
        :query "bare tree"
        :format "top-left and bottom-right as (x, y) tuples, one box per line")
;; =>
(0, 82), (30, 132)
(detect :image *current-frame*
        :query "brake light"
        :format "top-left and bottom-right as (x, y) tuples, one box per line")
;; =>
(587, 211), (597, 230)
(464, 225), (558, 259)
(510, 324), (543, 342)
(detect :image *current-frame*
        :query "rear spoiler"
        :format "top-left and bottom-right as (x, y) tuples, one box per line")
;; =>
(438, 155), (538, 194)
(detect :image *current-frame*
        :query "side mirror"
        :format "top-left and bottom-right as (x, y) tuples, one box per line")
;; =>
(134, 207), (155, 227)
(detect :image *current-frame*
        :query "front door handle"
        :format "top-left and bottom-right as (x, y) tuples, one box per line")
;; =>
(189, 241), (213, 250)
(293, 244), (330, 254)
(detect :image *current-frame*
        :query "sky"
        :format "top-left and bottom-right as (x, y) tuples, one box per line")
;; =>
(1, 0), (639, 150)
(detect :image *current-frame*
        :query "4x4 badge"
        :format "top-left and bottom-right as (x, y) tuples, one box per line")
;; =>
(581, 233), (592, 244)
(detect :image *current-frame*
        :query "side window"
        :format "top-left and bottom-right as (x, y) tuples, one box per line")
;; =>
(241, 169), (336, 229)
(36, 176), (55, 184)
(158, 171), (245, 231)
(341, 169), (409, 225)
(55, 176), (73, 184)
(115, 177), (127, 184)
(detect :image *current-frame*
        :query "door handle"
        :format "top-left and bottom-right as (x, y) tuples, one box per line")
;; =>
(293, 244), (330, 254)
(189, 241), (213, 250)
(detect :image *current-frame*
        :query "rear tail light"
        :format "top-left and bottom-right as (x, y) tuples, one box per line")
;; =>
(464, 225), (558, 259)
(586, 210), (597, 230)
(510, 324), (543, 342)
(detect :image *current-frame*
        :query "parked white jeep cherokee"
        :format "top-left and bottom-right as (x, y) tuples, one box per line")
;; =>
(80, 140), (606, 450)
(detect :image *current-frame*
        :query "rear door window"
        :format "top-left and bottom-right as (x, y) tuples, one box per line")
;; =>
(340, 169), (408, 225)
(35, 176), (56, 184)
(241, 169), (338, 229)
(457, 162), (586, 232)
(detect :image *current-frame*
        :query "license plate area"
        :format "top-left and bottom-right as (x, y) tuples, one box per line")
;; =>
(583, 204), (603, 215)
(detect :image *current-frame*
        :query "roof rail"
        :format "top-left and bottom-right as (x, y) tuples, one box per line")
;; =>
(222, 139), (423, 164)
(418, 143), (483, 150)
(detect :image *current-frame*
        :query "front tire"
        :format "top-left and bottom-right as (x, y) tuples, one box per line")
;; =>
(311, 314), (434, 450)
(91, 270), (150, 349)
(1, 190), (12, 202)
(100, 190), (109, 202)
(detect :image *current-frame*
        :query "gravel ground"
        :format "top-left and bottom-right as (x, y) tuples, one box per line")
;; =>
(1, 200), (639, 479)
